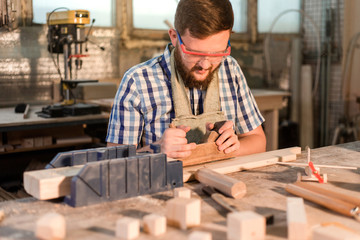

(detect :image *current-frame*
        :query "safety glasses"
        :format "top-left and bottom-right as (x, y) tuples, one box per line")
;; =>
(176, 30), (231, 64)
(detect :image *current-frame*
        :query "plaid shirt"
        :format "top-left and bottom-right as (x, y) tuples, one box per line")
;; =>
(106, 44), (264, 146)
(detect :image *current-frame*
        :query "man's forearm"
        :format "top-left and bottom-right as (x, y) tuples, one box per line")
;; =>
(234, 133), (266, 156)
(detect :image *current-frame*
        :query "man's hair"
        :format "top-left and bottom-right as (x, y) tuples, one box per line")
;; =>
(174, 0), (234, 38)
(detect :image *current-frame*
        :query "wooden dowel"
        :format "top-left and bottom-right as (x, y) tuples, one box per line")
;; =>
(285, 183), (356, 217)
(277, 162), (357, 170)
(293, 181), (360, 206)
(195, 168), (246, 199)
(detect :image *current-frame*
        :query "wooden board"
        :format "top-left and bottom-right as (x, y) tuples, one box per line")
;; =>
(23, 165), (84, 200)
(23, 147), (301, 200)
(183, 147), (301, 182)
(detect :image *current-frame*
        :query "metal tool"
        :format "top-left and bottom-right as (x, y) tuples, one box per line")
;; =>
(202, 186), (274, 225)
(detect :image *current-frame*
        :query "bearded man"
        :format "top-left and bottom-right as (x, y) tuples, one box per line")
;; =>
(107, 0), (266, 158)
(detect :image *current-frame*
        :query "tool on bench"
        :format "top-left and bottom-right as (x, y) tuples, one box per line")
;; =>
(172, 121), (238, 167)
(202, 186), (274, 225)
(285, 181), (360, 221)
(278, 147), (332, 183)
(25, 145), (184, 207)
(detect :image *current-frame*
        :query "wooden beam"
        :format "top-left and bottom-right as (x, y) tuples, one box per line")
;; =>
(23, 165), (83, 200)
(183, 147), (301, 182)
(23, 147), (301, 200)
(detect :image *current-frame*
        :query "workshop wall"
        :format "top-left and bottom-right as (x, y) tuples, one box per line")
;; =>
(0, 26), (121, 107)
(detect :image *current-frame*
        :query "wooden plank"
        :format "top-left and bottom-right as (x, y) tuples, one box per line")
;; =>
(183, 147), (301, 182)
(23, 147), (301, 200)
(23, 165), (84, 200)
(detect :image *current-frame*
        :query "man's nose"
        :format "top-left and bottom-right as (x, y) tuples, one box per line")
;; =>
(197, 57), (212, 69)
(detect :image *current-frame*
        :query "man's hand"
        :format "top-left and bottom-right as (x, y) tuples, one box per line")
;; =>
(206, 120), (240, 154)
(159, 125), (196, 158)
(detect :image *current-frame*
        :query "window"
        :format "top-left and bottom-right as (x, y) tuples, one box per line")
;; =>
(132, 0), (177, 30)
(130, 0), (301, 40)
(257, 0), (301, 33)
(32, 0), (115, 27)
(132, 0), (247, 33)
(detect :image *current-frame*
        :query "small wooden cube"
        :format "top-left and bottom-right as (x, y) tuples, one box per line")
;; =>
(188, 230), (212, 240)
(166, 197), (201, 230)
(22, 138), (34, 148)
(312, 225), (360, 240)
(227, 211), (265, 240)
(34, 137), (44, 147)
(43, 136), (53, 146)
(35, 212), (66, 240)
(143, 213), (166, 236)
(287, 197), (307, 240)
(116, 217), (140, 240)
(174, 187), (191, 198)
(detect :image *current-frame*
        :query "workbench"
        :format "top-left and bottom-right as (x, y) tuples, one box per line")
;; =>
(0, 105), (109, 154)
(0, 142), (359, 239)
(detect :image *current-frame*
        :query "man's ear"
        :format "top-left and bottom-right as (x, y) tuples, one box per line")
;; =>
(168, 28), (178, 47)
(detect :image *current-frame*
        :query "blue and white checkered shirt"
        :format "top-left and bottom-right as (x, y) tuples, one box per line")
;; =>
(106, 44), (264, 146)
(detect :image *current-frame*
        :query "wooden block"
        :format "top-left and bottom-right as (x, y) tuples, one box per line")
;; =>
(188, 231), (212, 240)
(35, 212), (66, 240)
(143, 213), (166, 236)
(4, 144), (14, 152)
(22, 138), (34, 148)
(24, 165), (84, 200)
(227, 211), (265, 240)
(34, 137), (44, 147)
(174, 187), (192, 198)
(166, 197), (201, 230)
(287, 197), (307, 240)
(43, 136), (53, 146)
(116, 217), (140, 240)
(312, 225), (360, 240)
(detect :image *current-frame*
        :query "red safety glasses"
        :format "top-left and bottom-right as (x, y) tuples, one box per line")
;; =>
(176, 30), (231, 64)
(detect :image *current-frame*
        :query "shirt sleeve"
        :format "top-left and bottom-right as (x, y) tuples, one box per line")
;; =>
(106, 75), (143, 145)
(229, 58), (265, 134)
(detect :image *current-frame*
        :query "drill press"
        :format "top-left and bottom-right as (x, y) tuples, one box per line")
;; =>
(37, 9), (100, 117)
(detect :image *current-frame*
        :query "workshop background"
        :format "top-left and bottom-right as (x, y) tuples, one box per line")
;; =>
(0, 0), (359, 199)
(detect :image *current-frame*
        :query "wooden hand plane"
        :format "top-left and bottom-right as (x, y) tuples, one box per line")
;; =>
(179, 121), (239, 167)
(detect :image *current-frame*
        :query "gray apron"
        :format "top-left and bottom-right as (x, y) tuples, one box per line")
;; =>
(170, 49), (226, 144)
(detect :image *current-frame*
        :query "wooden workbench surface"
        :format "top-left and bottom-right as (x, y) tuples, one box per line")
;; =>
(0, 105), (109, 131)
(1, 142), (359, 239)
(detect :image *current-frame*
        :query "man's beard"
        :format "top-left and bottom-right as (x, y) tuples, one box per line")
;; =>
(174, 48), (220, 90)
